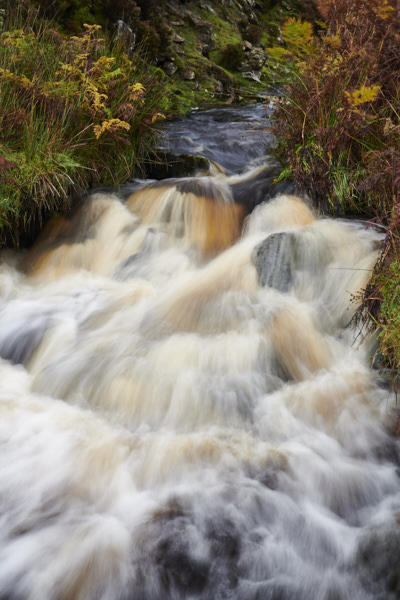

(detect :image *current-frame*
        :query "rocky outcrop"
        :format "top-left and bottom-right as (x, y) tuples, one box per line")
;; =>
(125, 0), (289, 104)
(186, 13), (215, 55)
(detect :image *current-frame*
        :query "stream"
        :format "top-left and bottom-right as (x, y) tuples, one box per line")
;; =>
(0, 104), (399, 600)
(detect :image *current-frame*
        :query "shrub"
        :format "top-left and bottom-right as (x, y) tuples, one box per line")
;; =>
(245, 24), (263, 46)
(267, 0), (400, 217)
(217, 43), (244, 72)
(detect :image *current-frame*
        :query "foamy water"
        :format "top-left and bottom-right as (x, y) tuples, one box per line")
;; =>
(0, 174), (399, 600)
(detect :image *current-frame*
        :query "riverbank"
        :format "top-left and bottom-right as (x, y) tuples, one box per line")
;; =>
(264, 0), (400, 385)
(0, 0), (297, 248)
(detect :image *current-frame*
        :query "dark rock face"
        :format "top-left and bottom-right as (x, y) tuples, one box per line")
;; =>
(230, 165), (294, 211)
(145, 152), (212, 179)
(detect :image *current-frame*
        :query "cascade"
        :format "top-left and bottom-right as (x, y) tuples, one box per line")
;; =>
(0, 106), (398, 600)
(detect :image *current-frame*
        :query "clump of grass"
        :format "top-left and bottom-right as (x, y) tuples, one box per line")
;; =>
(0, 1), (165, 247)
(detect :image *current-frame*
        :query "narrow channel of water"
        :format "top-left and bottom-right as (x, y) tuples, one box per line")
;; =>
(0, 106), (399, 600)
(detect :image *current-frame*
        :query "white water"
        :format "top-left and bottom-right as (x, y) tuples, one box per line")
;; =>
(0, 173), (399, 599)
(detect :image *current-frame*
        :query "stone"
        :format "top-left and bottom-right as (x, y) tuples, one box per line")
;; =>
(173, 43), (185, 55)
(172, 32), (185, 43)
(252, 232), (297, 292)
(145, 152), (212, 180)
(182, 68), (196, 80)
(187, 12), (215, 52)
(162, 61), (178, 76)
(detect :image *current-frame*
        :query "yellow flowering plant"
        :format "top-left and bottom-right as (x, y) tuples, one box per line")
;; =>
(0, 8), (165, 247)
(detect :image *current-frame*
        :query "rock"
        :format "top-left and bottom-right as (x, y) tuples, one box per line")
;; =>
(354, 523), (400, 598)
(209, 64), (235, 96)
(243, 40), (253, 51)
(162, 61), (178, 76)
(214, 80), (224, 94)
(241, 71), (261, 82)
(252, 232), (297, 292)
(182, 68), (196, 80)
(187, 13), (215, 53)
(114, 20), (135, 52)
(172, 32), (185, 43)
(173, 43), (186, 55)
(145, 152), (213, 179)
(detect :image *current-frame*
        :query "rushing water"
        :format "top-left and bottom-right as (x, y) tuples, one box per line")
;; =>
(0, 106), (399, 600)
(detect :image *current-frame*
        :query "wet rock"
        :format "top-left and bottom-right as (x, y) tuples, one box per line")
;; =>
(145, 151), (212, 179)
(230, 164), (293, 211)
(252, 232), (297, 293)
(354, 522), (400, 598)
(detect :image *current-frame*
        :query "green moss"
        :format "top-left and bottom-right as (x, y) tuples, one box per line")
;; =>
(198, 11), (242, 48)
(216, 43), (244, 72)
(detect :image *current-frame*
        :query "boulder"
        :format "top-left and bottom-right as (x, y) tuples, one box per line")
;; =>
(252, 232), (297, 292)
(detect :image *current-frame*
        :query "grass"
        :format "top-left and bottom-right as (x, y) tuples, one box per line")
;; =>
(0, 1), (166, 247)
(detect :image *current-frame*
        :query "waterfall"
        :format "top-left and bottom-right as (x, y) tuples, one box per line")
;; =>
(0, 106), (398, 600)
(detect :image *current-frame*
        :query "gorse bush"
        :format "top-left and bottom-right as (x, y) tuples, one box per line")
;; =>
(266, 0), (400, 217)
(0, 1), (165, 246)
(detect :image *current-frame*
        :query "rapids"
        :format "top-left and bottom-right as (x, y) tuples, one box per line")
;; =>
(0, 106), (399, 600)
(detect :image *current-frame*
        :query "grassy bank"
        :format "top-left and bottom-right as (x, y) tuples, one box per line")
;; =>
(0, 2), (166, 247)
(265, 0), (400, 380)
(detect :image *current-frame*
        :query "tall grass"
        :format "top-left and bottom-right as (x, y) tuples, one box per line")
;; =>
(0, 1), (165, 246)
